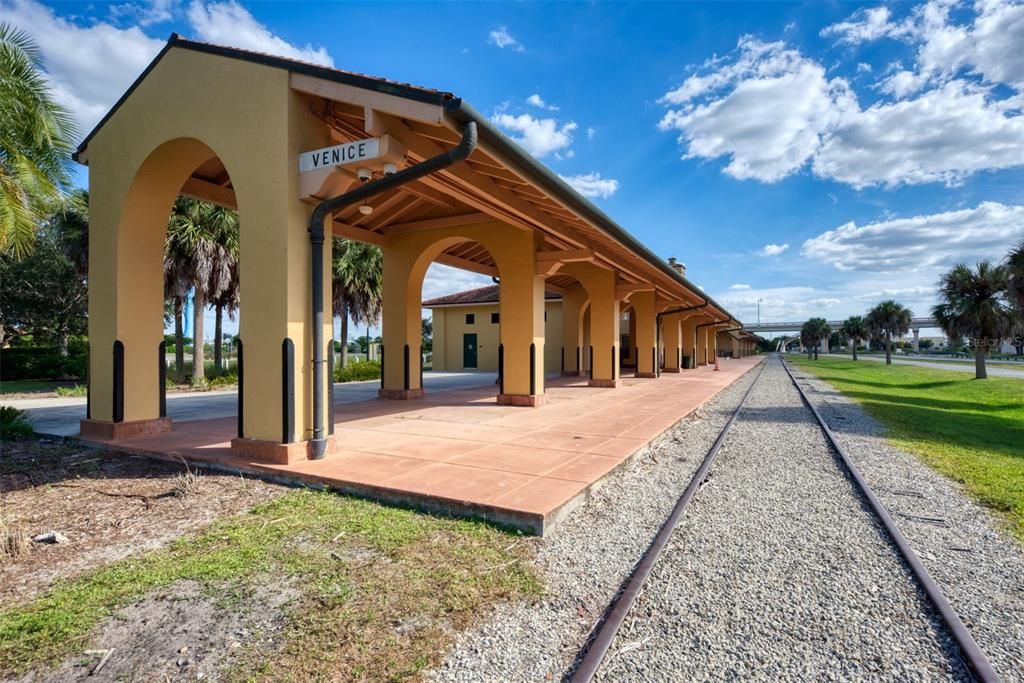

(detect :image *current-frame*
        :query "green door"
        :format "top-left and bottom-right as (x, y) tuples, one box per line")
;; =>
(463, 333), (478, 369)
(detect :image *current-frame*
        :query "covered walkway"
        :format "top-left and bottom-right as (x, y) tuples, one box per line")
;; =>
(84, 357), (761, 534)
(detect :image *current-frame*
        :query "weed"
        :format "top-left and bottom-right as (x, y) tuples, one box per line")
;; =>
(0, 406), (33, 440)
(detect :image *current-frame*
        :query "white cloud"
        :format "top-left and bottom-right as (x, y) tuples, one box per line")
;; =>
(659, 37), (857, 182)
(586, 126), (597, 140)
(488, 26), (523, 52)
(856, 62), (873, 73)
(421, 264), (492, 303)
(821, 6), (903, 44)
(0, 0), (335, 140)
(823, 0), (1024, 90)
(729, 283), (752, 290)
(658, 24), (1024, 188)
(802, 202), (1024, 273)
(0, 0), (165, 138)
(492, 112), (577, 158)
(187, 1), (332, 66)
(760, 243), (790, 256)
(109, 0), (174, 26)
(526, 93), (559, 111)
(559, 173), (619, 199)
(813, 80), (1024, 187)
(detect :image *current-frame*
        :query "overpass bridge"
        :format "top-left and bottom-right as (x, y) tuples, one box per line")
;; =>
(743, 318), (939, 353)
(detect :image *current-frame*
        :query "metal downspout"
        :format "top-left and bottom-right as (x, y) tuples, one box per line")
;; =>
(306, 121), (478, 459)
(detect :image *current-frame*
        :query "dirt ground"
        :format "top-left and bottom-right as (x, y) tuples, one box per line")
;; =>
(0, 439), (282, 607)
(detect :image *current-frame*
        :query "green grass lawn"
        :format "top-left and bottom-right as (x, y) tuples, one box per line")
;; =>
(0, 380), (72, 395)
(0, 490), (540, 680)
(790, 356), (1024, 541)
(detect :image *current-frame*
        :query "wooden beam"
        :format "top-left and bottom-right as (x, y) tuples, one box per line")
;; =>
(535, 248), (595, 275)
(290, 72), (444, 125)
(434, 253), (498, 277)
(332, 222), (389, 247)
(381, 211), (493, 235)
(181, 176), (237, 210)
(615, 282), (656, 300)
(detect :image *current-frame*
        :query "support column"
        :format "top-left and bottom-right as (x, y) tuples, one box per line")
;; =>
(696, 326), (709, 366)
(561, 262), (619, 388)
(560, 286), (588, 376)
(631, 290), (658, 378)
(681, 317), (698, 369)
(381, 243), (426, 400)
(662, 314), (682, 372)
(497, 237), (547, 406)
(913, 328), (920, 353)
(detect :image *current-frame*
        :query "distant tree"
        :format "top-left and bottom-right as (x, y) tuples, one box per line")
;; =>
(165, 198), (238, 386)
(0, 23), (76, 259)
(932, 261), (1014, 380)
(332, 239), (382, 369)
(801, 317), (830, 360)
(0, 228), (86, 351)
(1008, 240), (1024, 324)
(421, 317), (433, 353)
(919, 339), (934, 351)
(867, 300), (912, 365)
(841, 315), (869, 361)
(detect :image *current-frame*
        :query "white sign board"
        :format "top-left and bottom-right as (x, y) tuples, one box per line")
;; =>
(299, 138), (381, 174)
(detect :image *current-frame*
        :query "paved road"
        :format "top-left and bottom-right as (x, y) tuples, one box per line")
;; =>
(8, 371), (503, 437)
(851, 354), (1024, 378)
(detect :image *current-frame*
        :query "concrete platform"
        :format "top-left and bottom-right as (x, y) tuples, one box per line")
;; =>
(80, 357), (763, 534)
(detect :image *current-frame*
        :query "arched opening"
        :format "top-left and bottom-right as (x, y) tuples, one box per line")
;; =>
(86, 136), (245, 436)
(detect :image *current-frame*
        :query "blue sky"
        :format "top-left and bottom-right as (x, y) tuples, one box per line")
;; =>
(3, 0), (1022, 338)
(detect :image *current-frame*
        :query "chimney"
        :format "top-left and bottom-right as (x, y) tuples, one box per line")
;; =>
(668, 257), (686, 277)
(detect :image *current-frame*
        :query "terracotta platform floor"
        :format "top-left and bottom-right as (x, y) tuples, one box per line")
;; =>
(87, 356), (763, 534)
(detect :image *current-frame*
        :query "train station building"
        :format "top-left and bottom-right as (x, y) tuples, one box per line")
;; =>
(74, 34), (759, 532)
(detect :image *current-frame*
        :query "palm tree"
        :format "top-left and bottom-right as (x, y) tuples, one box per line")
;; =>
(841, 315), (869, 361)
(165, 198), (239, 386)
(0, 23), (76, 258)
(801, 317), (830, 360)
(331, 238), (382, 369)
(867, 300), (912, 365)
(932, 261), (1013, 380)
(1008, 240), (1024, 318)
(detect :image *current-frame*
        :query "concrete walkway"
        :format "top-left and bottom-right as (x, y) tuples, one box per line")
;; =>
(71, 358), (764, 534)
(7, 371), (507, 437)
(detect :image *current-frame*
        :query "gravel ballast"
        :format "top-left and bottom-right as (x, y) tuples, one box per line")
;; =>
(427, 362), (766, 682)
(428, 356), (1021, 681)
(791, 361), (1024, 681)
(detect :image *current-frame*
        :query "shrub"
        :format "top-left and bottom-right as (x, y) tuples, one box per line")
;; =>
(55, 385), (87, 397)
(0, 407), (33, 440)
(207, 371), (238, 389)
(335, 360), (381, 383)
(0, 346), (86, 381)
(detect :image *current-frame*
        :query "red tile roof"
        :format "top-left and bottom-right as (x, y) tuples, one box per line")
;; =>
(422, 285), (561, 307)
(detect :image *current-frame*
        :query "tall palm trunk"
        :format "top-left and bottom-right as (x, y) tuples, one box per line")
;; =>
(213, 301), (223, 378)
(885, 330), (893, 365)
(174, 296), (185, 384)
(340, 302), (349, 370)
(975, 343), (988, 380)
(192, 288), (206, 385)
(851, 337), (858, 361)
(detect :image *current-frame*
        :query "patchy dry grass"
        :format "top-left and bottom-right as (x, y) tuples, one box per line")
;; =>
(0, 490), (541, 681)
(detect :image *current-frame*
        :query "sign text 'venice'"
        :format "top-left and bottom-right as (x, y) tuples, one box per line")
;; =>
(298, 138), (382, 174)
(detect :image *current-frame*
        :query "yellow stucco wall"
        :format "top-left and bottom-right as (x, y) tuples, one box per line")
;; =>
(430, 301), (563, 373)
(85, 47), (332, 442)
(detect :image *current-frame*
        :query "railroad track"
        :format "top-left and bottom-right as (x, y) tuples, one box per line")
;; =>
(567, 354), (1001, 683)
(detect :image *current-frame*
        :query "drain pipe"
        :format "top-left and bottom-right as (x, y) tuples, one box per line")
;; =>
(307, 121), (478, 458)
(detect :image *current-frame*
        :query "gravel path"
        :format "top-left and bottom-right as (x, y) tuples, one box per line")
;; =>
(792, 363), (1024, 681)
(428, 355), (1021, 682)
(426, 361), (766, 682)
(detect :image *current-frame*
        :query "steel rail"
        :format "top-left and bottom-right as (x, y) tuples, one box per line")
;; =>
(781, 358), (1001, 683)
(569, 357), (769, 682)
